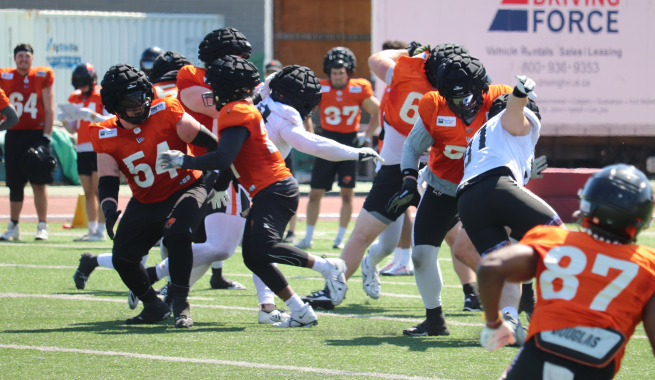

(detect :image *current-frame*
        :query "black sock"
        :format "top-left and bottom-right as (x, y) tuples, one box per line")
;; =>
(139, 287), (159, 304)
(463, 282), (478, 296)
(146, 266), (159, 284)
(426, 306), (445, 321)
(171, 284), (190, 316)
(212, 267), (223, 278)
(10, 220), (18, 225)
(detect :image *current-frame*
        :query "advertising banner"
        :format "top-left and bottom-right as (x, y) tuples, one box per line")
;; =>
(372, 0), (655, 136)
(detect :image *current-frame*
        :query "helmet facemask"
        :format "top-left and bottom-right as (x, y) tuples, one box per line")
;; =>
(114, 91), (152, 125)
(445, 87), (484, 125)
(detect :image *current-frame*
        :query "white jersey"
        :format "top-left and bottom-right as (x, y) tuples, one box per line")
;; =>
(460, 107), (541, 189)
(255, 96), (360, 161)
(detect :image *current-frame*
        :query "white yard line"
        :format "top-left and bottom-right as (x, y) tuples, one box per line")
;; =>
(0, 344), (440, 379)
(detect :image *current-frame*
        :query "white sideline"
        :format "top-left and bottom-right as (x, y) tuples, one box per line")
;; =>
(0, 344), (440, 380)
(0, 293), (483, 327)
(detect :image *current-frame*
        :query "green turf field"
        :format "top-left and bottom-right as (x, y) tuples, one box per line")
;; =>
(0, 222), (653, 379)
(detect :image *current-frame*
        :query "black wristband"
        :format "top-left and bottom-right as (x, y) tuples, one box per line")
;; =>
(213, 170), (233, 192)
(99, 176), (120, 216)
(402, 168), (419, 178)
(513, 87), (528, 98)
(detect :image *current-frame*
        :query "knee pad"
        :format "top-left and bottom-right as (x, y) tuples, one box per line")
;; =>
(9, 186), (24, 202)
(411, 245), (439, 268)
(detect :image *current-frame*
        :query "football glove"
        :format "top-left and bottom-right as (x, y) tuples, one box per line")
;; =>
(515, 75), (537, 99)
(157, 150), (186, 170)
(38, 134), (52, 156)
(208, 189), (231, 210)
(358, 148), (384, 164)
(104, 208), (122, 241)
(406, 41), (423, 57)
(480, 320), (516, 352)
(353, 132), (367, 147)
(413, 44), (431, 56)
(386, 177), (420, 215)
(531, 155), (548, 179)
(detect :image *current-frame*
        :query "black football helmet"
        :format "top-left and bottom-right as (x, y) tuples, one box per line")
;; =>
(270, 65), (322, 121)
(323, 47), (356, 75)
(204, 56), (260, 111)
(578, 164), (653, 244)
(198, 27), (252, 65)
(149, 51), (192, 84)
(100, 64), (154, 125)
(71, 63), (98, 96)
(424, 43), (468, 89)
(488, 93), (541, 121)
(436, 54), (489, 125)
(140, 46), (163, 76)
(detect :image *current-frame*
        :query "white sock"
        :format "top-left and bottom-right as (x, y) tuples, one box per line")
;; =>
(284, 294), (304, 313)
(413, 245), (443, 309)
(399, 248), (411, 267)
(502, 307), (520, 321)
(88, 221), (98, 234)
(189, 263), (211, 287)
(311, 256), (333, 277)
(211, 261), (224, 269)
(304, 225), (315, 241)
(335, 226), (347, 243)
(97, 223), (105, 234)
(393, 247), (402, 265)
(97, 253), (114, 269)
(156, 259), (169, 280)
(141, 254), (148, 266)
(253, 273), (276, 305)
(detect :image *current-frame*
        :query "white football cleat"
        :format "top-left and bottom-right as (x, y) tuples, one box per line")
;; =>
(384, 263), (413, 276)
(324, 258), (348, 306)
(361, 254), (380, 299)
(504, 311), (527, 346)
(74, 230), (106, 242)
(272, 303), (317, 328)
(0, 221), (20, 241)
(379, 260), (398, 275)
(295, 238), (312, 249)
(258, 307), (290, 325)
(35, 222), (49, 241)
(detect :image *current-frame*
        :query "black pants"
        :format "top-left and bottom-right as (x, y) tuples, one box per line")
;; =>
(503, 338), (614, 380)
(242, 177), (310, 293)
(310, 130), (358, 191)
(412, 185), (459, 247)
(458, 174), (561, 256)
(5, 130), (53, 187)
(112, 179), (207, 296)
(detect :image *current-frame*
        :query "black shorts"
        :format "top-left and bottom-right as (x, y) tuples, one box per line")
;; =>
(413, 185), (459, 247)
(5, 129), (53, 186)
(76, 151), (97, 176)
(457, 173), (562, 256)
(309, 130), (358, 191)
(362, 164), (405, 225)
(503, 338), (614, 380)
(113, 178), (207, 262)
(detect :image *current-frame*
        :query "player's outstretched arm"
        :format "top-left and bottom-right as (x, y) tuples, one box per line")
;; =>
(97, 153), (121, 240)
(0, 103), (18, 131)
(501, 75), (536, 136)
(643, 294), (655, 357)
(368, 49), (408, 83)
(400, 117), (434, 175)
(281, 122), (359, 162)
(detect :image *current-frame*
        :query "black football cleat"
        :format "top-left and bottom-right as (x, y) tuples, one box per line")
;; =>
(125, 300), (171, 325)
(403, 318), (451, 336)
(73, 252), (98, 290)
(301, 286), (335, 310)
(463, 293), (482, 312)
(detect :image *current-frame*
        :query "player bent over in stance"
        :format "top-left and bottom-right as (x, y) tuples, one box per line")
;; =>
(91, 64), (212, 328)
(458, 77), (563, 345)
(390, 54), (512, 336)
(478, 164), (655, 380)
(158, 56), (349, 327)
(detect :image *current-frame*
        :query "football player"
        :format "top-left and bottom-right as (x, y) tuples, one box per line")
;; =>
(64, 63), (114, 242)
(0, 44), (56, 241)
(0, 88), (18, 130)
(478, 164), (655, 380)
(139, 46), (163, 77)
(149, 51), (191, 100)
(91, 64), (212, 328)
(457, 77), (562, 343)
(296, 47), (380, 250)
(390, 54), (512, 335)
(158, 56), (349, 327)
(176, 27), (252, 289)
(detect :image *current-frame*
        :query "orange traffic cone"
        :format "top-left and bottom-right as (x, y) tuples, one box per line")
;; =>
(71, 192), (88, 228)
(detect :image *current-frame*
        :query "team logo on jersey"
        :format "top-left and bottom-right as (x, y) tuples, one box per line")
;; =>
(134, 127), (141, 134)
(165, 218), (176, 229)
(336, 97), (343, 102)
(321, 85), (331, 93)
(99, 128), (118, 139)
(1, 72), (14, 80)
(136, 137), (145, 144)
(36, 71), (47, 78)
(437, 116), (457, 127)
(466, 127), (473, 134)
(349, 86), (362, 93)
(150, 102), (166, 115)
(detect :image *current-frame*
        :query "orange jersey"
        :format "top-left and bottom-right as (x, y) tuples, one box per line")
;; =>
(0, 88), (9, 123)
(153, 80), (179, 100)
(319, 78), (372, 133)
(521, 226), (655, 374)
(68, 86), (105, 146)
(383, 54), (434, 136)
(217, 100), (291, 197)
(90, 97), (202, 204)
(420, 84), (511, 185)
(0, 67), (54, 130)
(176, 65), (214, 130)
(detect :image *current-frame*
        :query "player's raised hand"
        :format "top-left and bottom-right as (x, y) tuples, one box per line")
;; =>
(358, 148), (384, 164)
(413, 44), (431, 56)
(515, 75), (537, 99)
(406, 41), (423, 56)
(157, 150), (185, 169)
(480, 320), (516, 352)
(531, 155), (548, 179)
